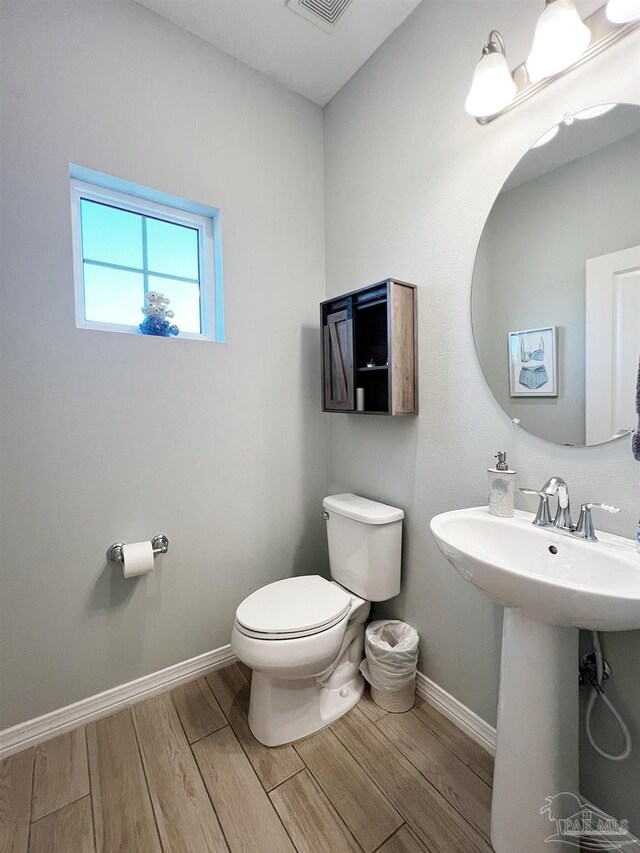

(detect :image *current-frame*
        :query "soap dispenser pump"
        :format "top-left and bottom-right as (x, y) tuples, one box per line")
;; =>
(488, 451), (516, 518)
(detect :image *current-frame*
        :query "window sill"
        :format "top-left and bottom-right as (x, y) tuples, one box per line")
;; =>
(75, 320), (219, 343)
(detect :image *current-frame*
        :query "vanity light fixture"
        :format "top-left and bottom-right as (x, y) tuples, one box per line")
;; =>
(606, 0), (640, 22)
(465, 31), (517, 118)
(467, 3), (640, 124)
(526, 0), (591, 83)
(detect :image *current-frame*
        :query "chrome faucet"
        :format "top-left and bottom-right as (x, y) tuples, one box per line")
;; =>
(520, 477), (621, 541)
(521, 475), (573, 531)
(574, 503), (621, 541)
(519, 487), (552, 527)
(543, 476), (573, 531)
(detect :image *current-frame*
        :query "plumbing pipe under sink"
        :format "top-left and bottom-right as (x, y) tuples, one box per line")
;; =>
(584, 631), (632, 762)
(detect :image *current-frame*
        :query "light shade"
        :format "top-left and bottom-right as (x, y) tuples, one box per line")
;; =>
(606, 0), (640, 22)
(526, 0), (592, 83)
(465, 47), (517, 118)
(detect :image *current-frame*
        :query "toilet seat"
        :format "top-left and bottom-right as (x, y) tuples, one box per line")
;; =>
(235, 575), (353, 640)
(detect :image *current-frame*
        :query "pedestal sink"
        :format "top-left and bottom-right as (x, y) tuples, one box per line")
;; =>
(430, 506), (640, 853)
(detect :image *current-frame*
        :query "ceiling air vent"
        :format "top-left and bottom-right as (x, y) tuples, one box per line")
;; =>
(286, 0), (355, 32)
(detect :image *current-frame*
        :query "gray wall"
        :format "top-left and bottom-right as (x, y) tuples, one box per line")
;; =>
(472, 129), (640, 446)
(0, 0), (328, 728)
(324, 0), (640, 834)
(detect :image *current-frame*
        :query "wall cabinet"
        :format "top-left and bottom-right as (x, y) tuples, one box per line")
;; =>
(321, 279), (418, 415)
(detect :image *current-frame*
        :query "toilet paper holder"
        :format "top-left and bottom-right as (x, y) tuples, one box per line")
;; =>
(106, 534), (169, 564)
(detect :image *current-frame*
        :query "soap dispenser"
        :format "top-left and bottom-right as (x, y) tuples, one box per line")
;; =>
(488, 451), (516, 518)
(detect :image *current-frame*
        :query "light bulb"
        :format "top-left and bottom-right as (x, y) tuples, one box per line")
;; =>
(526, 0), (592, 83)
(465, 32), (517, 118)
(531, 124), (560, 147)
(573, 104), (617, 119)
(606, 0), (640, 22)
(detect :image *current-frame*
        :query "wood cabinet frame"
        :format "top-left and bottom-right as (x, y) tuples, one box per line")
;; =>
(320, 279), (418, 416)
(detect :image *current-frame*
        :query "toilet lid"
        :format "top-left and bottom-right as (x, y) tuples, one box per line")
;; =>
(235, 576), (353, 638)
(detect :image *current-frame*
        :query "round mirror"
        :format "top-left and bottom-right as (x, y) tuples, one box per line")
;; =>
(471, 103), (640, 446)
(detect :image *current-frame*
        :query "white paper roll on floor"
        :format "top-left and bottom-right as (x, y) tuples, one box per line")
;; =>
(122, 541), (155, 578)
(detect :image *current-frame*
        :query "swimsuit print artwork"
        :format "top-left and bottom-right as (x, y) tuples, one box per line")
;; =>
(509, 326), (558, 397)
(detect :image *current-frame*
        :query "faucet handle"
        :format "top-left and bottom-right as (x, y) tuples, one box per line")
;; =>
(520, 488), (552, 527)
(575, 503), (621, 541)
(582, 502), (621, 514)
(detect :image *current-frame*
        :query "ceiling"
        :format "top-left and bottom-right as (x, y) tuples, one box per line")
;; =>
(135, 0), (423, 106)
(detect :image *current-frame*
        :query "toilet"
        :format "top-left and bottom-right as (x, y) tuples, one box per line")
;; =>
(231, 493), (404, 747)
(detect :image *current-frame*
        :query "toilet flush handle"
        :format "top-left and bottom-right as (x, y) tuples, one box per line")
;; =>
(322, 511), (330, 520)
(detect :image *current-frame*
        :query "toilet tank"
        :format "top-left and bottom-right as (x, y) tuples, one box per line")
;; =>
(323, 493), (404, 601)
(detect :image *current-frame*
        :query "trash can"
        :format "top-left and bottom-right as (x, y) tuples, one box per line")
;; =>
(360, 620), (419, 713)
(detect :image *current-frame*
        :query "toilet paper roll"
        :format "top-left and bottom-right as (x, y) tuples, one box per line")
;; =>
(122, 541), (155, 578)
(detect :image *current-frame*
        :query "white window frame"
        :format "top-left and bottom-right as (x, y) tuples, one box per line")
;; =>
(70, 178), (221, 341)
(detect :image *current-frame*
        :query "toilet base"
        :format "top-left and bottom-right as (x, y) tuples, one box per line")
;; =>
(248, 670), (365, 747)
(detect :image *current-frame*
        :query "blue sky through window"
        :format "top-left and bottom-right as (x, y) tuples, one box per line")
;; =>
(146, 217), (199, 280)
(79, 199), (202, 333)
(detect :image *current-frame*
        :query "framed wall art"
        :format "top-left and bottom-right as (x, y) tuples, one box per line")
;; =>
(508, 326), (557, 397)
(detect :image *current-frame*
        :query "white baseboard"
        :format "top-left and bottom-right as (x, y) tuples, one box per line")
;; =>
(415, 670), (497, 756)
(0, 644), (237, 760)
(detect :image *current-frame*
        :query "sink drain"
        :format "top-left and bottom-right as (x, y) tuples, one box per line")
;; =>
(549, 545), (558, 555)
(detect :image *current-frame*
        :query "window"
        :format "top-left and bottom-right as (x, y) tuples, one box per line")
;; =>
(70, 172), (223, 341)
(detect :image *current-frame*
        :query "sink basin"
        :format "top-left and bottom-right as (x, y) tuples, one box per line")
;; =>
(430, 505), (638, 853)
(431, 506), (640, 631)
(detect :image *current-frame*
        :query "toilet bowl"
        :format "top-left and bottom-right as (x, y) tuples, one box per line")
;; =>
(232, 575), (370, 746)
(231, 494), (403, 747)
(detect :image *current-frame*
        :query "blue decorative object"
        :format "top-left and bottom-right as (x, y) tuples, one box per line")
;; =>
(139, 291), (179, 337)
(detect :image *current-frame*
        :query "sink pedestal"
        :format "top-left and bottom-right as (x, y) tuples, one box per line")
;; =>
(491, 609), (579, 853)
(430, 506), (640, 850)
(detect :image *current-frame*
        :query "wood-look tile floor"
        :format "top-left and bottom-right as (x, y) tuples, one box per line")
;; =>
(0, 664), (495, 853)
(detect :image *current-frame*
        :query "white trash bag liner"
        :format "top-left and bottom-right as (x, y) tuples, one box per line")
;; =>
(360, 620), (419, 712)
